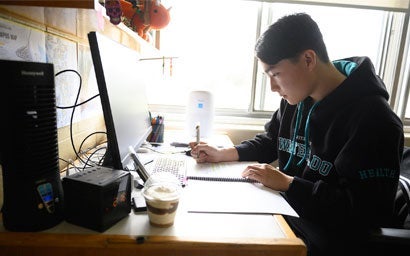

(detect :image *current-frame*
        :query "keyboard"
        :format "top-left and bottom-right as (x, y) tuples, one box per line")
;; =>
(150, 156), (187, 183)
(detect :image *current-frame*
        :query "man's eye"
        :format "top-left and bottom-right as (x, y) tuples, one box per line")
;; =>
(264, 69), (279, 77)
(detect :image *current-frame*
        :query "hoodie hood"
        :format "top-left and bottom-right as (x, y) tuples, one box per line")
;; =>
(319, 56), (389, 115)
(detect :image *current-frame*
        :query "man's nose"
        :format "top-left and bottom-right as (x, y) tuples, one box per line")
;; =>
(270, 78), (280, 92)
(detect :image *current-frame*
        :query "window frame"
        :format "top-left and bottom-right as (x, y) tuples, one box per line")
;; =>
(153, 0), (410, 129)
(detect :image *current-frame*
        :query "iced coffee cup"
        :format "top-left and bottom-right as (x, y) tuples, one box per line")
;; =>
(142, 172), (181, 227)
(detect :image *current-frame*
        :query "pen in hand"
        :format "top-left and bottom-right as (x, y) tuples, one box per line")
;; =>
(196, 123), (200, 145)
(193, 123), (200, 159)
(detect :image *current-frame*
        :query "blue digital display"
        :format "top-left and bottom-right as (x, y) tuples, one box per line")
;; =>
(37, 183), (53, 203)
(42, 194), (53, 202)
(198, 103), (204, 109)
(36, 182), (55, 213)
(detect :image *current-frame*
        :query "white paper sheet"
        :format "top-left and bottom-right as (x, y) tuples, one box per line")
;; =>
(186, 161), (258, 178)
(184, 161), (299, 217)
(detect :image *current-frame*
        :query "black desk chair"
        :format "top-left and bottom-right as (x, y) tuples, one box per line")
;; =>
(367, 146), (410, 255)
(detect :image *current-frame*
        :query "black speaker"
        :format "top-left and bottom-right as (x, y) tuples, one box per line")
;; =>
(0, 59), (64, 231)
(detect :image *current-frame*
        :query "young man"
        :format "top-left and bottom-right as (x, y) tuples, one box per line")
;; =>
(190, 13), (404, 256)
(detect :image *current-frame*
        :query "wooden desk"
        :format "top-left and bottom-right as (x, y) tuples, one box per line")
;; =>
(0, 184), (307, 256)
(0, 133), (306, 256)
(0, 215), (305, 256)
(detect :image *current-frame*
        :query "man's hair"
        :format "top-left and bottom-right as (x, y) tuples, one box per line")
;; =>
(255, 13), (330, 65)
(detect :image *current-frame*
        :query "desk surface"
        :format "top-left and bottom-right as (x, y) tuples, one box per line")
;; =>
(0, 133), (306, 256)
(0, 215), (305, 256)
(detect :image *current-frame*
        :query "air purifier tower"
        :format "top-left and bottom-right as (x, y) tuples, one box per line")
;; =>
(0, 60), (64, 231)
(185, 90), (214, 138)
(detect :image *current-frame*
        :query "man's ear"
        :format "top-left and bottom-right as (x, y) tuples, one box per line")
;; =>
(303, 50), (316, 69)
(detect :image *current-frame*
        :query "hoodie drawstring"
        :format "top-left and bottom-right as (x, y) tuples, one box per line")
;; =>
(283, 101), (304, 171)
(297, 101), (320, 166)
(283, 100), (321, 171)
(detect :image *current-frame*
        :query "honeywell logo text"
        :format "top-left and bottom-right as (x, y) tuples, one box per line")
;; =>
(21, 70), (44, 77)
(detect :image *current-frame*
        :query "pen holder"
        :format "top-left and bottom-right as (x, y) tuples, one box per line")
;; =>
(148, 116), (164, 143)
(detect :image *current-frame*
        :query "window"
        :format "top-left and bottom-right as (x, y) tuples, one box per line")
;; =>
(398, 33), (410, 122)
(146, 0), (259, 112)
(147, 0), (410, 128)
(255, 3), (388, 112)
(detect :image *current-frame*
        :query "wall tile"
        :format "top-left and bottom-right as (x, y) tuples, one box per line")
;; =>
(0, 5), (45, 24)
(45, 7), (76, 36)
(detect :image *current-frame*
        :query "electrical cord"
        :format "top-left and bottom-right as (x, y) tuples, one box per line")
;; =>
(82, 146), (107, 171)
(78, 132), (107, 155)
(58, 157), (82, 175)
(56, 94), (100, 109)
(55, 69), (84, 166)
(55, 69), (101, 169)
(78, 133), (107, 167)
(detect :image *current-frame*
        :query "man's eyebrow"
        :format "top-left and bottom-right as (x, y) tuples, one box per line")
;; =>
(264, 65), (277, 74)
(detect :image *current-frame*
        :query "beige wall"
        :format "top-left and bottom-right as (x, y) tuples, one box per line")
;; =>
(0, 4), (155, 170)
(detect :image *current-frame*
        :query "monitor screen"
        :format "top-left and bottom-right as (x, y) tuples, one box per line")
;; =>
(88, 31), (152, 170)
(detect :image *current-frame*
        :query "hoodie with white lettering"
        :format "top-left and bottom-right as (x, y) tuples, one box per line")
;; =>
(235, 56), (404, 237)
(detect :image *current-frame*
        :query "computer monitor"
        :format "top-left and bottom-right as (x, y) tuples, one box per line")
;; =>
(88, 31), (152, 170)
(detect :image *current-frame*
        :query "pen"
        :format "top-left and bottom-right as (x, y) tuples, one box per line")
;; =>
(196, 123), (200, 145)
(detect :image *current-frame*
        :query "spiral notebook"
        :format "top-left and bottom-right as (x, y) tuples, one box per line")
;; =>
(187, 175), (257, 183)
(186, 161), (258, 182)
(184, 161), (299, 217)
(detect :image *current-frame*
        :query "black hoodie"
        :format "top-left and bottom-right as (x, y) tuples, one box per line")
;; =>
(235, 57), (404, 251)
